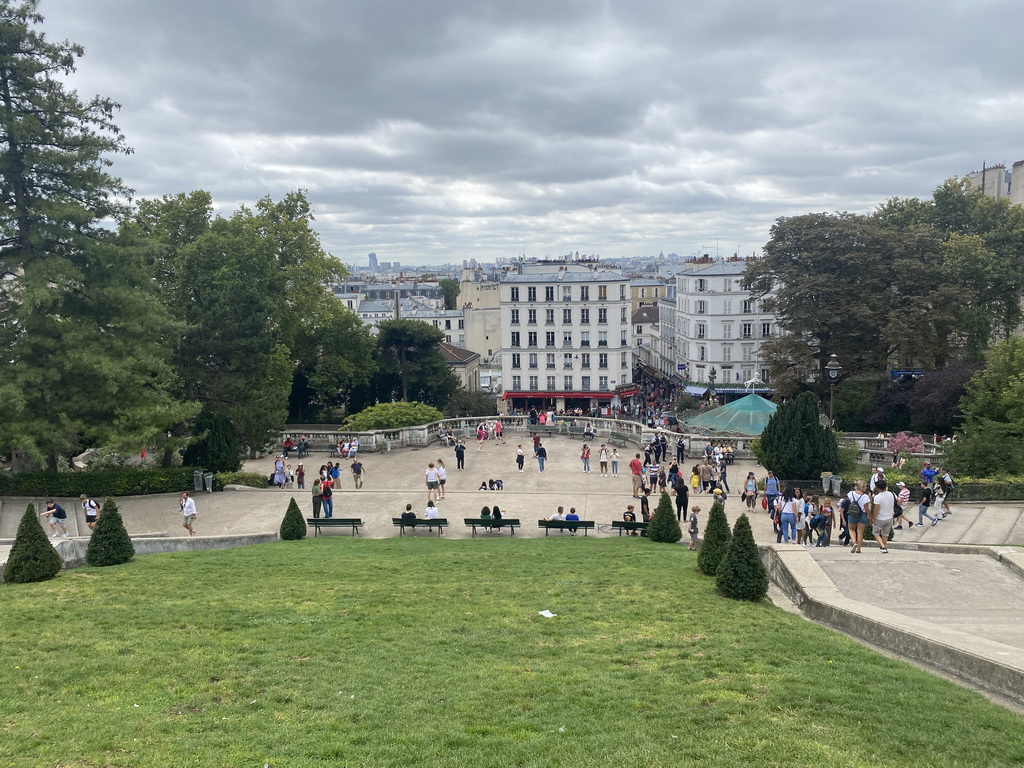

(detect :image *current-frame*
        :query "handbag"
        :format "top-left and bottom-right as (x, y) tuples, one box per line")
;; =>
(761, 497), (768, 510)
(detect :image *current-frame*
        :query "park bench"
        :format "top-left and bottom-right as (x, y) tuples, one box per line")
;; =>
(609, 431), (632, 448)
(392, 517), (448, 536)
(537, 519), (595, 536)
(306, 518), (364, 537)
(464, 518), (521, 537)
(567, 426), (598, 441)
(529, 424), (559, 438)
(611, 520), (648, 536)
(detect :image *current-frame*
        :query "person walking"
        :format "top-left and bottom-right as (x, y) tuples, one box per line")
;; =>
(534, 442), (547, 473)
(351, 458), (365, 489)
(777, 486), (798, 544)
(687, 505), (701, 550)
(42, 500), (71, 537)
(80, 494), (100, 531)
(180, 492), (197, 536)
(320, 481), (334, 519)
(436, 459), (447, 500)
(673, 474), (689, 521)
(425, 462), (440, 502)
(743, 471), (758, 512)
(868, 479), (897, 554)
(516, 445), (525, 472)
(454, 440), (466, 470)
(843, 481), (870, 553)
(917, 481), (939, 526)
(629, 453), (644, 497)
(764, 470), (780, 515)
(494, 419), (504, 444)
(296, 463), (305, 490)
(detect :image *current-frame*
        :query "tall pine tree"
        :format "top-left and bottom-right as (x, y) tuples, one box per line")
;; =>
(758, 392), (838, 482)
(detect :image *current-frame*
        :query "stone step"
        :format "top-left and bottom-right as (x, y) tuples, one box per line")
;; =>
(960, 505), (1024, 546)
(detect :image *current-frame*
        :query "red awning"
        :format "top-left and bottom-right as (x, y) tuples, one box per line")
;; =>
(616, 387), (639, 397)
(501, 391), (605, 400)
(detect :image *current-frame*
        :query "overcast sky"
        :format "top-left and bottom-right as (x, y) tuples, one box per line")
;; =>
(39, 0), (1024, 267)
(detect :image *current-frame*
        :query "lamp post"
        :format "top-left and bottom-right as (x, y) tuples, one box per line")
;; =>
(825, 354), (842, 426)
(707, 366), (718, 403)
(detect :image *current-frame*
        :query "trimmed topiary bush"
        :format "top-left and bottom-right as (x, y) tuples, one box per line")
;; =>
(86, 498), (135, 567)
(647, 491), (682, 543)
(716, 513), (769, 601)
(3, 503), (62, 584)
(280, 497), (307, 540)
(0, 467), (197, 497)
(697, 499), (731, 576)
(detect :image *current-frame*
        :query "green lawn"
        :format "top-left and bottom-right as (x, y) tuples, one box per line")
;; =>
(2, 539), (1022, 767)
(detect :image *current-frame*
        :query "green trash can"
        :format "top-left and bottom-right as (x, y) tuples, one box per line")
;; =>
(193, 470), (204, 492)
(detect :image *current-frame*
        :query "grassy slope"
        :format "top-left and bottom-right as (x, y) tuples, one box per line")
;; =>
(2, 538), (1022, 767)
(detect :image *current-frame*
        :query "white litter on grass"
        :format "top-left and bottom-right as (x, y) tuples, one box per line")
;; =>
(558, 726), (566, 732)
(538, 610), (558, 618)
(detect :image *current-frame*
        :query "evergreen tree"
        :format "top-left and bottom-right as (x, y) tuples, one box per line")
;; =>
(3, 503), (62, 583)
(716, 514), (769, 601)
(280, 497), (307, 540)
(85, 498), (134, 567)
(373, 319), (460, 408)
(0, 1), (197, 469)
(182, 406), (241, 473)
(697, 500), (731, 576)
(758, 391), (839, 482)
(647, 491), (682, 543)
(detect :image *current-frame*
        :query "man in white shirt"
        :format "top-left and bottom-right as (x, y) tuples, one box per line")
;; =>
(545, 506), (565, 522)
(180, 492), (197, 536)
(868, 479), (896, 553)
(869, 467), (886, 493)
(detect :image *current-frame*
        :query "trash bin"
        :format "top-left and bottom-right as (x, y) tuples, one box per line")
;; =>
(203, 472), (215, 493)
(829, 475), (842, 496)
(193, 470), (204, 491)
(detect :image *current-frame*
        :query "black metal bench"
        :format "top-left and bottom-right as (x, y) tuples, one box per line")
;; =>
(392, 517), (448, 536)
(537, 519), (595, 536)
(464, 518), (521, 537)
(611, 520), (648, 536)
(610, 431), (632, 448)
(306, 518), (363, 537)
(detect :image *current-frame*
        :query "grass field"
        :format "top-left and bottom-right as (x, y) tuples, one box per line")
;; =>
(2, 538), (1023, 767)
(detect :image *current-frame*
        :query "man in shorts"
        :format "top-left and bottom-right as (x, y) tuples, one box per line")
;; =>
(868, 479), (896, 554)
(80, 494), (100, 530)
(42, 499), (71, 537)
(180, 492), (197, 536)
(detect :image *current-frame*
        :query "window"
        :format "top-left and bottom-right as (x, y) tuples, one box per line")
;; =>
(562, 286), (572, 301)
(598, 307), (608, 324)
(547, 375), (556, 389)
(620, 306), (627, 323)
(511, 353), (521, 369)
(581, 375), (591, 390)
(620, 351), (628, 368)
(698, 345), (706, 362)
(581, 331), (590, 347)
(742, 300), (754, 314)
(742, 367), (754, 383)
(635, 324), (643, 335)
(619, 285), (626, 300)
(762, 322), (772, 338)
(598, 285), (607, 300)
(696, 323), (706, 339)
(545, 286), (555, 301)
(510, 287), (519, 302)
(512, 375), (521, 390)
(696, 301), (707, 314)
(545, 308), (555, 325)
(529, 375), (538, 391)
(527, 287), (537, 302)
(581, 353), (591, 368)
(760, 368), (771, 384)
(527, 309), (537, 324)
(599, 376), (608, 391)
(563, 353), (574, 369)
(562, 331), (572, 346)
(545, 331), (556, 347)
(598, 331), (608, 346)
(641, 288), (647, 298)
(722, 300), (732, 315)
(722, 323), (732, 339)
(743, 345), (754, 362)
(510, 309), (519, 325)
(599, 353), (608, 369)
(564, 375), (573, 390)
(580, 286), (590, 300)
(562, 308), (572, 324)
(697, 278), (707, 292)
(741, 323), (753, 339)
(528, 332), (537, 347)
(620, 330), (628, 346)
(511, 332), (520, 347)
(528, 353), (538, 369)
(680, 279), (688, 292)
(580, 308), (590, 324)
(723, 278), (732, 292)
(444, 319), (451, 330)
(458, 319), (463, 329)
(722, 346), (732, 362)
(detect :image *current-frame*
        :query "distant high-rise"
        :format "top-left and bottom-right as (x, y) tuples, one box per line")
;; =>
(368, 252), (378, 272)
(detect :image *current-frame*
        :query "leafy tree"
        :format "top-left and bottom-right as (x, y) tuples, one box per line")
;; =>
(908, 361), (975, 435)
(344, 401), (445, 431)
(716, 514), (768, 601)
(181, 406), (241, 473)
(444, 388), (496, 418)
(279, 497), (307, 540)
(85, 498), (134, 567)
(439, 278), (460, 310)
(647, 491), (682, 543)
(862, 377), (915, 433)
(3, 502), (62, 583)
(373, 319), (459, 407)
(945, 337), (1024, 476)
(697, 500), (731, 576)
(758, 392), (839, 481)
(0, 2), (197, 469)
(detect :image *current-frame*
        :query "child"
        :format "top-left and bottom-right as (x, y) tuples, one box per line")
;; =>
(690, 464), (701, 494)
(688, 505), (701, 550)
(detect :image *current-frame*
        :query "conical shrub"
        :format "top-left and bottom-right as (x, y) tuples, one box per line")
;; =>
(280, 497), (307, 540)
(647, 491), (682, 543)
(4, 503), (62, 583)
(697, 499), (731, 576)
(716, 513), (769, 601)
(86, 498), (135, 567)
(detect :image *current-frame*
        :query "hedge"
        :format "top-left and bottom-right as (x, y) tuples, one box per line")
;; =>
(0, 467), (199, 497)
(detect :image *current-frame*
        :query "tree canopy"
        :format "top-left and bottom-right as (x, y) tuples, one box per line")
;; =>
(757, 392), (839, 481)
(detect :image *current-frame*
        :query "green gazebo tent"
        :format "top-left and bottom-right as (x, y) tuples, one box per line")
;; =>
(682, 394), (777, 436)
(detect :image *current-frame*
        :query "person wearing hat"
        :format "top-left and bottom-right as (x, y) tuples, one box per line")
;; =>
(869, 467), (886, 493)
(713, 487), (725, 503)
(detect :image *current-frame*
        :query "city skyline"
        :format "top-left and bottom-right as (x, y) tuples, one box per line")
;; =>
(41, 0), (1023, 265)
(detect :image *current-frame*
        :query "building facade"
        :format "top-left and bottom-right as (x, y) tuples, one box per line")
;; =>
(499, 262), (632, 414)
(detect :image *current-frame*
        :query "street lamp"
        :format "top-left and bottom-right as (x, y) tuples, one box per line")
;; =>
(707, 366), (718, 402)
(825, 354), (842, 426)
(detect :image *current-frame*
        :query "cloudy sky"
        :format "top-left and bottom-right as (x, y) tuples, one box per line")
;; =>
(39, 0), (1024, 266)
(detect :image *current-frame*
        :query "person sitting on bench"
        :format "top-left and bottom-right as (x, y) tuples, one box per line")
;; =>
(401, 503), (416, 521)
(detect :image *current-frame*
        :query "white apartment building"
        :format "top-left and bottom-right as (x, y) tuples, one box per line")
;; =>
(675, 260), (776, 395)
(499, 262), (632, 414)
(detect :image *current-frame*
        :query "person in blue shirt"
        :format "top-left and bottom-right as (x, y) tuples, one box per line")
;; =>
(921, 461), (938, 488)
(564, 507), (580, 535)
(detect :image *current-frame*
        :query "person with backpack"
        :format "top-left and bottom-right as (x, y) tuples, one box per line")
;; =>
(843, 481), (870, 553)
(80, 494), (101, 531)
(868, 479), (897, 554)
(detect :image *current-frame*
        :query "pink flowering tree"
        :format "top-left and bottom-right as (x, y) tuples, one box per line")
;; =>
(888, 431), (924, 455)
